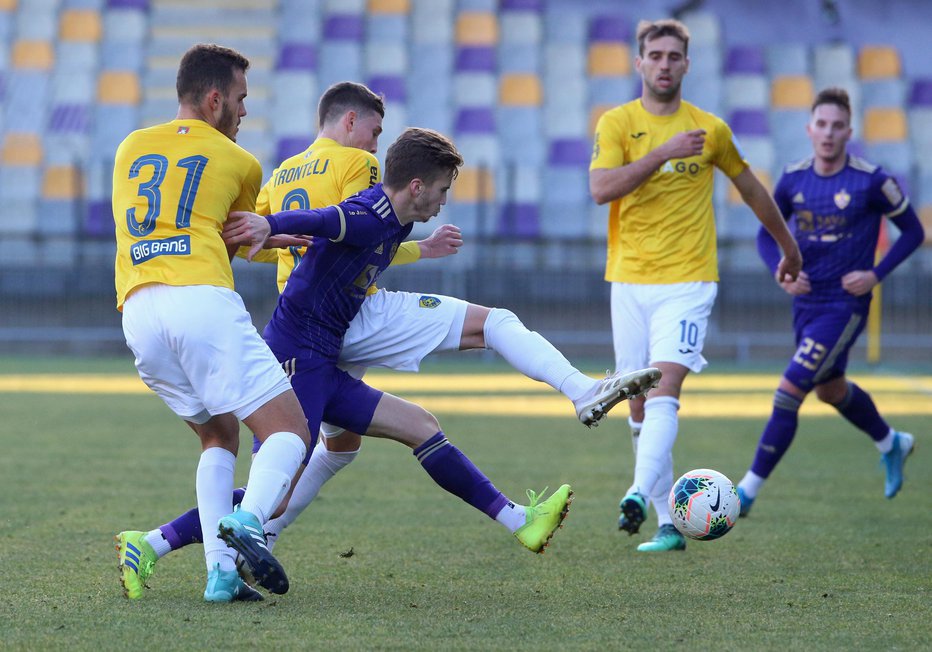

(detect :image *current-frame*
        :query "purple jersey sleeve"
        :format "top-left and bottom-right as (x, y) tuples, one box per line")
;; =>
(268, 201), (401, 248)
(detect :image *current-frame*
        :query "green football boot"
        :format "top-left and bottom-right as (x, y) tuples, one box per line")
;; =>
(514, 484), (573, 553)
(636, 524), (687, 552)
(115, 530), (158, 599)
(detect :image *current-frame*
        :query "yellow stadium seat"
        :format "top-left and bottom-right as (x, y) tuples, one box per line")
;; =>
(0, 0), (17, 11)
(452, 167), (495, 202)
(455, 12), (498, 46)
(589, 104), (614, 135)
(728, 168), (772, 204)
(499, 74), (542, 107)
(60, 9), (103, 42)
(42, 165), (84, 200)
(2, 133), (43, 166)
(12, 40), (54, 70)
(863, 107), (908, 142)
(587, 43), (632, 77)
(98, 71), (141, 105)
(858, 45), (901, 80)
(770, 75), (814, 109)
(367, 0), (409, 13)
(919, 206), (932, 244)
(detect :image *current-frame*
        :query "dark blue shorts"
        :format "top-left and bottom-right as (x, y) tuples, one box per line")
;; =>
(783, 305), (867, 392)
(251, 354), (383, 463)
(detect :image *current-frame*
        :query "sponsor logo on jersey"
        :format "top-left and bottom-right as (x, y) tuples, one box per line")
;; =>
(833, 189), (851, 210)
(129, 235), (191, 265)
(176, 126), (190, 135)
(419, 295), (441, 309)
(659, 160), (700, 175)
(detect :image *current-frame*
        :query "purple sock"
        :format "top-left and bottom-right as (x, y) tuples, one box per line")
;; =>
(159, 487), (246, 550)
(750, 390), (802, 479)
(413, 432), (509, 518)
(832, 382), (890, 441)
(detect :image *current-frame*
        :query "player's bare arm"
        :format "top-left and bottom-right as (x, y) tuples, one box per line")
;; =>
(590, 129), (706, 205)
(841, 270), (879, 296)
(731, 167), (802, 282)
(418, 223), (463, 259)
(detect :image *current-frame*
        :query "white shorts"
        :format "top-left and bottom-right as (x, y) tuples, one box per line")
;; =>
(122, 284), (293, 424)
(610, 281), (717, 374)
(319, 289), (468, 437)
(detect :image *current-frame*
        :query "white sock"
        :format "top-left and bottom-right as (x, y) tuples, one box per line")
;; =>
(875, 428), (896, 454)
(629, 396), (680, 497)
(264, 440), (360, 540)
(196, 447), (236, 571)
(144, 530), (172, 558)
(494, 501), (528, 533)
(649, 452), (674, 527)
(739, 471), (765, 498)
(240, 432), (306, 525)
(483, 308), (592, 401)
(629, 417), (642, 455)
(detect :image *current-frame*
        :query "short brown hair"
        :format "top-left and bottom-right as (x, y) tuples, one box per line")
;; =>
(383, 128), (464, 189)
(176, 43), (250, 104)
(636, 19), (690, 56)
(318, 81), (386, 129)
(812, 87), (851, 117)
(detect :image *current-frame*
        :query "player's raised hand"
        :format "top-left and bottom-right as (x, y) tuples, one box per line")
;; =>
(223, 211), (272, 261)
(778, 269), (810, 296)
(662, 129), (706, 160)
(841, 269), (879, 296)
(418, 223), (463, 259)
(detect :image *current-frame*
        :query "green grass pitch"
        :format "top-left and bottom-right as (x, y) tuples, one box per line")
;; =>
(0, 357), (928, 650)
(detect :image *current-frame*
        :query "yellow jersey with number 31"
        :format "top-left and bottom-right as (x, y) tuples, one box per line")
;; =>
(590, 99), (747, 284)
(112, 119), (262, 310)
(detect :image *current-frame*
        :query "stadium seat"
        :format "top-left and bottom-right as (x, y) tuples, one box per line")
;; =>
(452, 166), (495, 202)
(454, 72), (496, 107)
(97, 70), (140, 105)
(367, 74), (405, 104)
(102, 6), (148, 42)
(368, 0), (409, 13)
(813, 43), (856, 91)
(38, 164), (83, 236)
(588, 14), (631, 44)
(51, 69), (96, 104)
(729, 109), (769, 137)
(59, 9), (102, 41)
(544, 6), (587, 45)
(497, 202), (540, 239)
(12, 39), (54, 69)
(56, 41), (100, 73)
(588, 76), (634, 107)
(908, 109), (932, 169)
(4, 70), (50, 132)
(270, 71), (317, 135)
(863, 107), (908, 142)
(276, 42), (316, 71)
(497, 106), (543, 165)
(498, 43), (539, 74)
(858, 45), (901, 80)
(455, 45), (495, 73)
(92, 103), (138, 158)
(499, 73), (542, 106)
(770, 75), (814, 109)
(770, 109), (812, 163)
(15, 5), (57, 41)
(278, 2), (321, 44)
(455, 12), (497, 46)
(366, 13), (408, 43)
(724, 75), (769, 110)
(2, 132), (42, 166)
(861, 78), (907, 111)
(919, 206), (932, 245)
(500, 9), (542, 45)
(318, 42), (363, 90)
(587, 43), (631, 77)
(766, 43), (809, 77)
(678, 10), (720, 47)
(411, 0), (453, 44)
(724, 45), (766, 75)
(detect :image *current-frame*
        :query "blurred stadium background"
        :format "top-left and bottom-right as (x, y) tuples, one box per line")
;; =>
(1, 0), (930, 363)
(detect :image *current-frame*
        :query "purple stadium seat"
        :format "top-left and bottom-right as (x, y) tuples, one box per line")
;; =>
(84, 200), (114, 239)
(276, 136), (311, 164)
(106, 0), (149, 8)
(498, 202), (540, 239)
(49, 104), (91, 134)
(548, 138), (590, 166)
(728, 109), (769, 136)
(500, 0), (543, 11)
(368, 75), (405, 103)
(908, 79), (932, 106)
(455, 46), (496, 72)
(724, 45), (766, 75)
(324, 14), (365, 41)
(277, 43), (317, 71)
(588, 15), (631, 43)
(455, 107), (495, 133)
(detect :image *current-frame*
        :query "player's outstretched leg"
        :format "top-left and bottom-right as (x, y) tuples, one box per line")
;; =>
(575, 367), (662, 428)
(636, 524), (686, 552)
(203, 563), (264, 602)
(115, 531), (158, 599)
(881, 431), (915, 498)
(513, 485), (574, 553)
(217, 508), (289, 594)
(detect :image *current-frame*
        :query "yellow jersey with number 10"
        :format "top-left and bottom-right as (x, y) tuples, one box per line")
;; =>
(590, 99), (747, 284)
(112, 119), (262, 310)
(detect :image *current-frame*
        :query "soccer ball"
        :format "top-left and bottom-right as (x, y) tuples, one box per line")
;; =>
(668, 469), (740, 541)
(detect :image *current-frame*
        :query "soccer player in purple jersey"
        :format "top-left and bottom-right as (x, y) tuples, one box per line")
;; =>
(736, 87), (924, 516)
(224, 127), (575, 563)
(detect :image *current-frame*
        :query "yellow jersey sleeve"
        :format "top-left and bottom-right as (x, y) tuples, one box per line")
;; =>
(590, 107), (629, 170)
(113, 119), (261, 310)
(391, 241), (422, 266)
(710, 118), (747, 180)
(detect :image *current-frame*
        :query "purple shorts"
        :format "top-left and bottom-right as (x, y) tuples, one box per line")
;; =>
(784, 304), (867, 392)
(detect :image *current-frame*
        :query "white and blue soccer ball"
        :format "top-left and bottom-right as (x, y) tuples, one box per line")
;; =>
(668, 469), (740, 541)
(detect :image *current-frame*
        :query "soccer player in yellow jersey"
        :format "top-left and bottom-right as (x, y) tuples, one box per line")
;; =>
(112, 44), (312, 601)
(589, 19), (802, 552)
